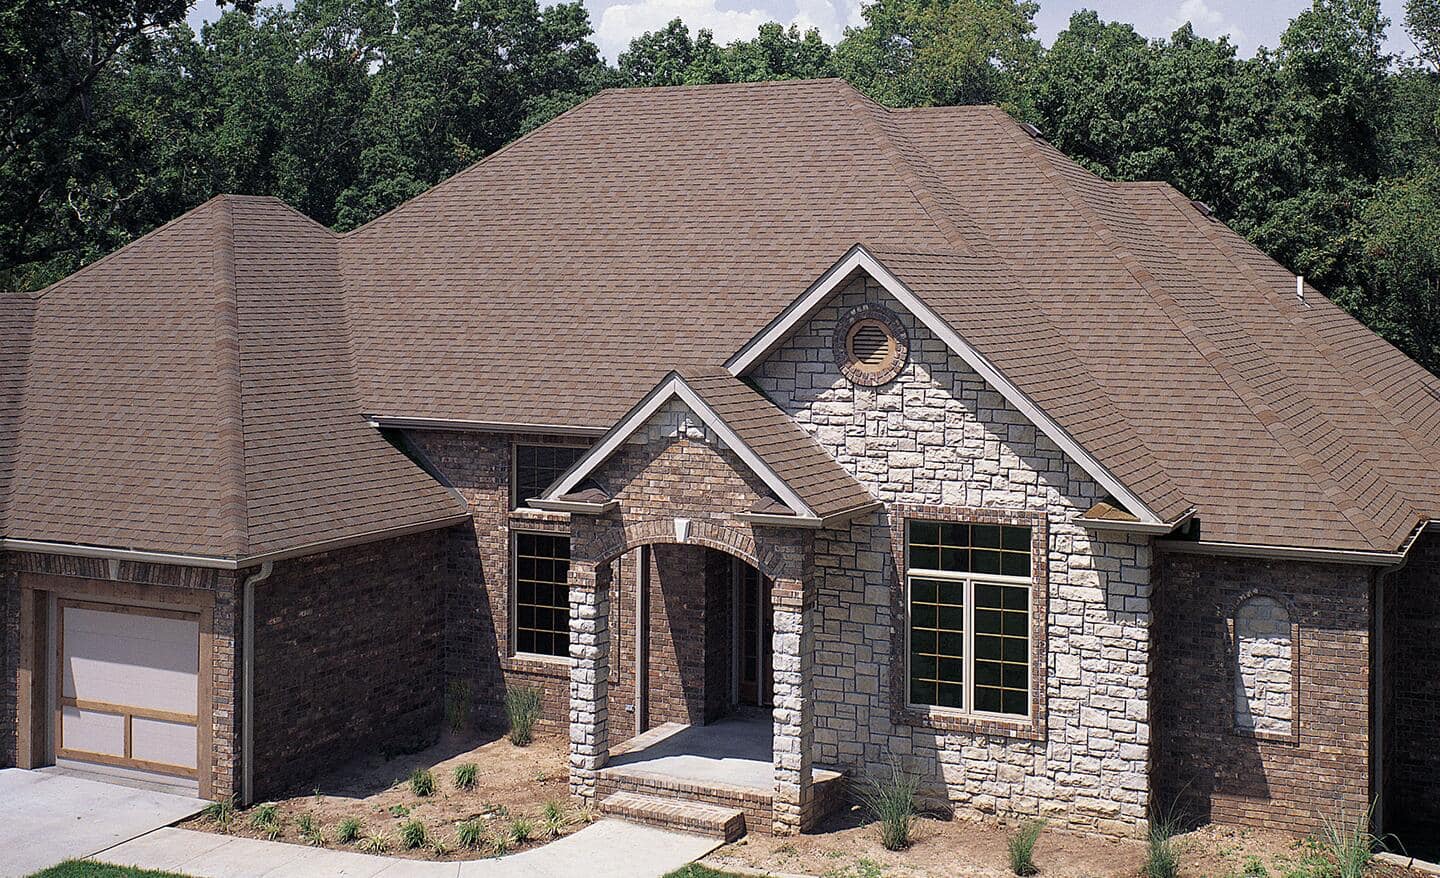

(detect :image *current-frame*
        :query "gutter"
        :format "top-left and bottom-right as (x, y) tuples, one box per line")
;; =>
(240, 560), (273, 805)
(366, 415), (606, 438)
(1155, 538), (1406, 566)
(1077, 508), (1195, 536)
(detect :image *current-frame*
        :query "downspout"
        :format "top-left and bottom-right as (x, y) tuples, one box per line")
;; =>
(1371, 549), (1413, 835)
(241, 561), (273, 805)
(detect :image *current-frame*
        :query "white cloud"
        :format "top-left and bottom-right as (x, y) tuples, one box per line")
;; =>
(1161, 0), (1247, 47)
(594, 0), (864, 63)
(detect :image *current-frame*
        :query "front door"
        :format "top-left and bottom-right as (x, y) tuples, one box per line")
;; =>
(734, 561), (774, 708)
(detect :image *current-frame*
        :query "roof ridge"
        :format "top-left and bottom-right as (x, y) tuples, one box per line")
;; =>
(1000, 127), (1387, 547)
(209, 196), (251, 557)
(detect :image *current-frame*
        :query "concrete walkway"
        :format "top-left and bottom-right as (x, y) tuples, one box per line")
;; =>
(95, 820), (722, 878)
(0, 768), (206, 878)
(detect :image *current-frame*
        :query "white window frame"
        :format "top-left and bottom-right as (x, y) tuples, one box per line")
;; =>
(904, 521), (1034, 721)
(509, 529), (571, 663)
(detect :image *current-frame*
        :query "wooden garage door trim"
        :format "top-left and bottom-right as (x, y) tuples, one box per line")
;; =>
(53, 597), (212, 789)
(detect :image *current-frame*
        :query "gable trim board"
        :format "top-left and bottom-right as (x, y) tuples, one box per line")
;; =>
(726, 245), (1180, 529)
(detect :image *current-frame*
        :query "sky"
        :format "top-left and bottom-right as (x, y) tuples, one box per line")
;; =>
(186, 0), (1419, 64)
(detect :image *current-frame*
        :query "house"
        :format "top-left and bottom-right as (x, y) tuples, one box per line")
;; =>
(2, 79), (1438, 844)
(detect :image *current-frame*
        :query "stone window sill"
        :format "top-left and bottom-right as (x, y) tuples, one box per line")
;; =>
(895, 706), (1045, 742)
(1232, 726), (1299, 745)
(509, 508), (570, 525)
(501, 654), (570, 677)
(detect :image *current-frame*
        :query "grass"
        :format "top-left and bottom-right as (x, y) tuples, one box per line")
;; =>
(399, 818), (428, 849)
(409, 768), (436, 797)
(456, 817), (489, 850)
(661, 867), (747, 878)
(335, 817), (362, 844)
(297, 813), (326, 846)
(542, 800), (567, 838)
(445, 679), (472, 732)
(360, 831), (391, 854)
(1319, 801), (1382, 878)
(26, 863), (194, 878)
(505, 685), (544, 746)
(1144, 812), (1181, 878)
(1008, 818), (1046, 876)
(198, 797), (235, 831)
(855, 758), (921, 851)
(453, 762), (478, 790)
(510, 815), (535, 844)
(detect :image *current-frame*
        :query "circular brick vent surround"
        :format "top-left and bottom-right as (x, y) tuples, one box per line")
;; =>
(834, 304), (908, 386)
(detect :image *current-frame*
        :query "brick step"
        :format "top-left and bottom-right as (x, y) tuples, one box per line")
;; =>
(600, 791), (747, 841)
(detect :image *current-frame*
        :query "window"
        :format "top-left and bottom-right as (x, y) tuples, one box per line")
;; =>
(906, 519), (1033, 718)
(513, 443), (587, 508)
(513, 532), (570, 658)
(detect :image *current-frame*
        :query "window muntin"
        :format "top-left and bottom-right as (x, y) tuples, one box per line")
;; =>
(513, 444), (587, 509)
(905, 519), (1033, 718)
(513, 532), (570, 658)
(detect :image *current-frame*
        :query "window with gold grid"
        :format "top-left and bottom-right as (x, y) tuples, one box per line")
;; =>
(905, 519), (1033, 718)
(513, 532), (570, 658)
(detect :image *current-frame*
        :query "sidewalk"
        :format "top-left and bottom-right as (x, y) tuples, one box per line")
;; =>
(94, 820), (721, 878)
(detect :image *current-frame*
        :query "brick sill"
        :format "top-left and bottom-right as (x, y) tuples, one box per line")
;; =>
(895, 706), (1045, 742)
(501, 654), (571, 677)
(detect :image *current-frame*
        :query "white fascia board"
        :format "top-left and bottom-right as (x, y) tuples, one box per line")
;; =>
(0, 537), (239, 569)
(542, 374), (816, 518)
(1077, 508), (1194, 536)
(366, 415), (606, 437)
(726, 245), (1165, 526)
(1155, 538), (1406, 566)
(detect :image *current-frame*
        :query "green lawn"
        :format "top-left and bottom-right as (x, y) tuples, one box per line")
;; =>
(27, 861), (192, 878)
(663, 866), (749, 878)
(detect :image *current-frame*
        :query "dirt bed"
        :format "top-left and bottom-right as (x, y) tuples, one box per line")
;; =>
(182, 730), (584, 860)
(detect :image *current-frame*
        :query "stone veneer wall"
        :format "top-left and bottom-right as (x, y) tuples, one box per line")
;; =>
(1153, 552), (1372, 833)
(751, 275), (1153, 834)
(250, 529), (452, 799)
(1387, 530), (1440, 834)
(1, 551), (242, 800)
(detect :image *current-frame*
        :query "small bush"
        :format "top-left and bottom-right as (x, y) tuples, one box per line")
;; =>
(1241, 855), (1269, 877)
(505, 685), (543, 746)
(453, 762), (478, 790)
(335, 817), (362, 844)
(388, 804), (411, 818)
(249, 802), (282, 838)
(1320, 802), (1382, 878)
(445, 680), (472, 732)
(361, 831), (391, 854)
(856, 759), (920, 851)
(510, 816), (534, 844)
(542, 800), (566, 838)
(410, 768), (436, 797)
(429, 834), (452, 857)
(491, 832), (511, 856)
(201, 797), (236, 831)
(1008, 819), (1045, 876)
(1144, 813), (1180, 878)
(457, 818), (489, 850)
(298, 814), (327, 847)
(576, 803), (596, 824)
(399, 819), (428, 849)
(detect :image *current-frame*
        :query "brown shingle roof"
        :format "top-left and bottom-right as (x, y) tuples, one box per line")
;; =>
(0, 195), (466, 560)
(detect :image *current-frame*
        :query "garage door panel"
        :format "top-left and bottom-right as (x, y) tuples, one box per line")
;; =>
(131, 717), (198, 769)
(62, 608), (199, 714)
(60, 706), (125, 757)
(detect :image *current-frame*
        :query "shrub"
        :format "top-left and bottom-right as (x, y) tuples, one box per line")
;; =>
(429, 834), (452, 857)
(1320, 801), (1382, 878)
(298, 815), (327, 847)
(249, 802), (282, 839)
(510, 816), (535, 844)
(456, 818), (489, 850)
(388, 804), (411, 818)
(1144, 813), (1180, 878)
(1008, 819), (1045, 876)
(201, 797), (236, 831)
(409, 768), (436, 797)
(453, 762), (478, 791)
(856, 759), (920, 851)
(399, 819), (428, 849)
(542, 800), (566, 838)
(491, 832), (511, 856)
(361, 831), (391, 854)
(505, 685), (543, 746)
(445, 680), (472, 732)
(335, 817), (362, 844)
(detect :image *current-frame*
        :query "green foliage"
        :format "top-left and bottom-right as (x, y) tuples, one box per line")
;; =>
(248, 802), (281, 832)
(542, 799), (567, 837)
(399, 818), (428, 849)
(456, 817), (489, 849)
(27, 861), (197, 878)
(855, 758), (920, 851)
(1319, 801), (1383, 878)
(1007, 818), (1045, 875)
(297, 813), (327, 846)
(509, 815), (535, 843)
(453, 762), (479, 790)
(335, 816), (362, 844)
(505, 685), (543, 746)
(201, 797), (236, 830)
(388, 803), (410, 818)
(409, 768), (436, 797)
(620, 18), (831, 87)
(1144, 812), (1181, 878)
(360, 830), (391, 853)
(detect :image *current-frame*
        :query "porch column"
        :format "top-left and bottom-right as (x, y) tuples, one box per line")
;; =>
(772, 572), (815, 835)
(569, 559), (611, 802)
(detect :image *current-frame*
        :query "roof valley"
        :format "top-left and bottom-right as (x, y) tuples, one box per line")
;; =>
(209, 196), (252, 558)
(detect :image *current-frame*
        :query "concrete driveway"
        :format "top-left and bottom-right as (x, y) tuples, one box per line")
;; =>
(0, 768), (206, 878)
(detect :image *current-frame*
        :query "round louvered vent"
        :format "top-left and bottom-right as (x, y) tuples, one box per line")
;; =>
(849, 322), (891, 368)
(834, 304), (908, 386)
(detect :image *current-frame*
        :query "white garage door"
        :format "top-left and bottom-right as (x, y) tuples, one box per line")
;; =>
(57, 601), (201, 783)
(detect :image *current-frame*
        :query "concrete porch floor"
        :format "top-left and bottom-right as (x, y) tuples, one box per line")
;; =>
(608, 717), (841, 792)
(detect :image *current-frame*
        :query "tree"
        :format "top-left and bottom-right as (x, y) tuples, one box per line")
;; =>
(619, 19), (830, 88)
(1407, 0), (1440, 69)
(832, 0), (1040, 108)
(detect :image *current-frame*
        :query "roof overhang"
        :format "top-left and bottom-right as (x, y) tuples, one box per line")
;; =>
(725, 244), (1168, 527)
(367, 415), (606, 437)
(1077, 506), (1195, 536)
(534, 371), (822, 524)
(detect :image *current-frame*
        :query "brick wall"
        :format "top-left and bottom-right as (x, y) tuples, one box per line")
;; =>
(1387, 530), (1440, 833)
(752, 274), (1153, 835)
(250, 529), (451, 798)
(1152, 552), (1372, 834)
(0, 561), (14, 769)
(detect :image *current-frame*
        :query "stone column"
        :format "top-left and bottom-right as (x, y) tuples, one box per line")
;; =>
(772, 573), (815, 834)
(569, 560), (611, 802)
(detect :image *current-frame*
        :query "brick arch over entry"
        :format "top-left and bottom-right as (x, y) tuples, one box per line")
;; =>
(579, 516), (792, 584)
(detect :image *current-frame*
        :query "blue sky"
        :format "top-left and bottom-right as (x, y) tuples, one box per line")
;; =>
(187, 0), (1418, 64)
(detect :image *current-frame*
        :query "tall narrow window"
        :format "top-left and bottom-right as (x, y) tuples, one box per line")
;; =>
(513, 532), (570, 658)
(906, 520), (1033, 718)
(513, 443), (587, 509)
